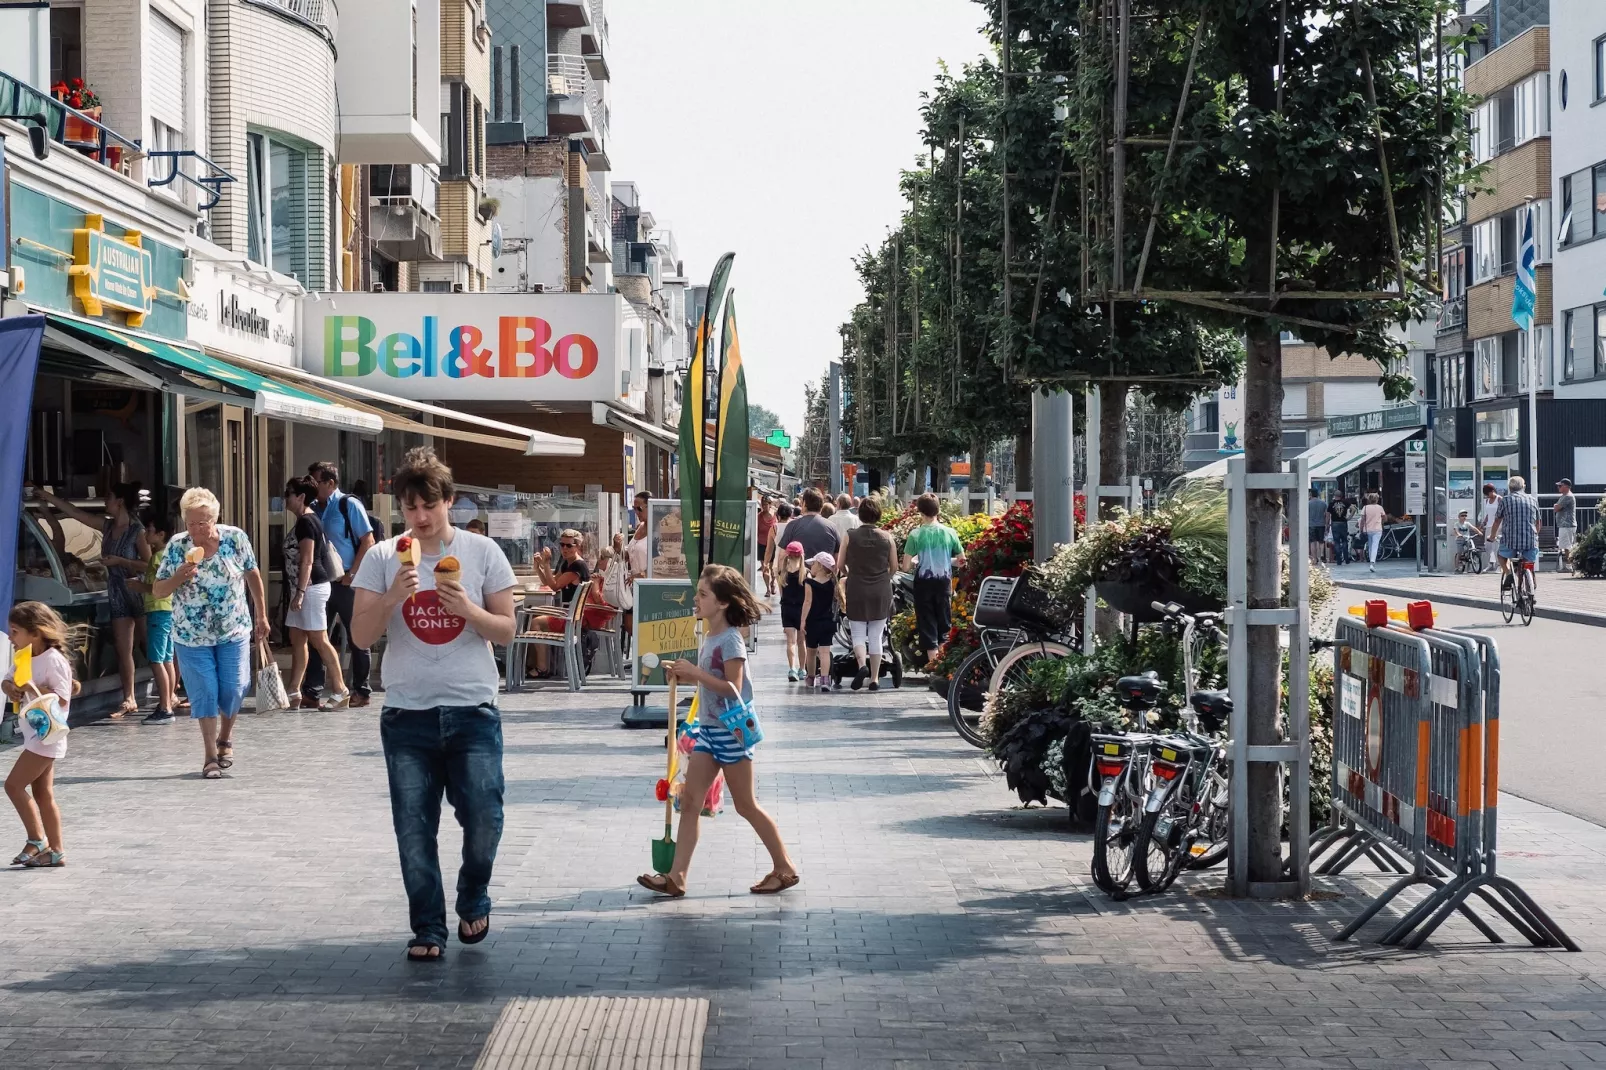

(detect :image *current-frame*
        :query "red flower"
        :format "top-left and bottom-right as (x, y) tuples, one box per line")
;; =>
(69, 78), (84, 89)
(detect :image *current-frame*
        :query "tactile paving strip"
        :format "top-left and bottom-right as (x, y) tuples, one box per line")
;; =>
(472, 996), (708, 1069)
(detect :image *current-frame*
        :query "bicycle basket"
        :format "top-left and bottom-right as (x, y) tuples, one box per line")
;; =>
(1005, 566), (1069, 633)
(972, 575), (1017, 630)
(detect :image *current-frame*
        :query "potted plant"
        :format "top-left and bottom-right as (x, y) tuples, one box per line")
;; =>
(53, 78), (103, 145)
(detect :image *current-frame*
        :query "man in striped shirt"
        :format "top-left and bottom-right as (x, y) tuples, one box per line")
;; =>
(1486, 475), (1540, 591)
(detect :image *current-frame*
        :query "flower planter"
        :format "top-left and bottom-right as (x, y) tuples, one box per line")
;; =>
(1093, 575), (1223, 622)
(63, 106), (102, 147)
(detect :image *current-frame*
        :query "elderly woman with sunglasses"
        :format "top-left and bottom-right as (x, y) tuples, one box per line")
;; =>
(525, 529), (591, 679)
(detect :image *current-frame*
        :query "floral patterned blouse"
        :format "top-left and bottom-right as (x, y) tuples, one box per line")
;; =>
(156, 525), (259, 647)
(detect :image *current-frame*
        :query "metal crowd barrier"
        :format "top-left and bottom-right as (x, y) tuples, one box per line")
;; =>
(1310, 614), (1576, 950)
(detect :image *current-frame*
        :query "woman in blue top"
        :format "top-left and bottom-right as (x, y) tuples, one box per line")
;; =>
(153, 487), (269, 780)
(637, 564), (799, 899)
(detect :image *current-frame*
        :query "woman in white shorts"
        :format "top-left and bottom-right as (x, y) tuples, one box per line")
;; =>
(283, 477), (350, 709)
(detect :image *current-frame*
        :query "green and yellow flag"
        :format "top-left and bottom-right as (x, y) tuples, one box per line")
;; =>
(678, 253), (734, 576)
(709, 294), (749, 570)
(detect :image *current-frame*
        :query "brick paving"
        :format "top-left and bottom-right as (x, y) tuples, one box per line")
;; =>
(2, 618), (1606, 1068)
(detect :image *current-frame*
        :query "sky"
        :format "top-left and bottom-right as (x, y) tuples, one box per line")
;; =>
(603, 0), (991, 433)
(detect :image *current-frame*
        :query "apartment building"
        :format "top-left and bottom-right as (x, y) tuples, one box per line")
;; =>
(484, 0), (612, 295)
(1544, 0), (1606, 488)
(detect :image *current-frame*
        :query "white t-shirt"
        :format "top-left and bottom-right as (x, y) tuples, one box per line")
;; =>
(829, 510), (861, 541)
(353, 529), (518, 711)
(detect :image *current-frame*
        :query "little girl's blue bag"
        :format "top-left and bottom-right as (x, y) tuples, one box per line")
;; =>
(717, 697), (764, 747)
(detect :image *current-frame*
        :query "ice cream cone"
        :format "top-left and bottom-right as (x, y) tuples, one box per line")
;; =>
(184, 546), (204, 565)
(434, 555), (462, 590)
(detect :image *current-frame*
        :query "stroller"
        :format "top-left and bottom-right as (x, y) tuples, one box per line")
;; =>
(828, 573), (913, 690)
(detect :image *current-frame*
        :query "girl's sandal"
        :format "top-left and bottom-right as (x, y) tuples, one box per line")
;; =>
(406, 941), (445, 962)
(11, 839), (45, 865)
(216, 742), (234, 769)
(750, 872), (801, 895)
(636, 873), (685, 898)
(110, 699), (137, 719)
(202, 760), (224, 780)
(23, 849), (64, 868)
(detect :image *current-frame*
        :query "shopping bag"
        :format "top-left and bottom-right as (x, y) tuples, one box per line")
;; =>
(717, 697), (765, 747)
(254, 640), (290, 712)
(18, 685), (68, 745)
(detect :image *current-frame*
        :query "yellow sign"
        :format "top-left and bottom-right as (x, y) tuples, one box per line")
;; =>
(68, 214), (155, 327)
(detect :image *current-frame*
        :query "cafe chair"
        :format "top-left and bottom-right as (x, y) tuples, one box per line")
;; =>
(505, 587), (589, 692)
(584, 603), (629, 681)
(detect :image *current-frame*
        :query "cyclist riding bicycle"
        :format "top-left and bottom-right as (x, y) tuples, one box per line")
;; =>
(1454, 511), (1481, 553)
(1485, 475), (1540, 591)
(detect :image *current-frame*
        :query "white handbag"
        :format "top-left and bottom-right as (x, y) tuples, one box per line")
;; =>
(604, 557), (633, 610)
(254, 640), (290, 712)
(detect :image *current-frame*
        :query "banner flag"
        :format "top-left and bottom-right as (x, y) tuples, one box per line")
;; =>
(678, 253), (734, 576)
(0, 316), (45, 622)
(710, 295), (750, 569)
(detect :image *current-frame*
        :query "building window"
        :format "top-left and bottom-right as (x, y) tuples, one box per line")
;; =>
(1519, 325), (1552, 392)
(1597, 305), (1606, 378)
(1565, 308), (1579, 381)
(1473, 335), (1501, 399)
(1596, 35), (1606, 102)
(1471, 218), (1497, 283)
(473, 98), (484, 178)
(245, 130), (316, 284)
(1512, 73), (1549, 146)
(1442, 247), (1467, 300)
(1529, 199), (1553, 265)
(1562, 172), (1577, 246)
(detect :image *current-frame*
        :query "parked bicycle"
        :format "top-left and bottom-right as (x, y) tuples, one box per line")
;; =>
(946, 570), (1079, 748)
(1501, 557), (1536, 626)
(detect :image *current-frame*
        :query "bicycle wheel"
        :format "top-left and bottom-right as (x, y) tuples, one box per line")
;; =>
(1134, 806), (1188, 894)
(1472, 552), (1485, 575)
(946, 643), (1012, 749)
(1187, 771), (1231, 870)
(1091, 788), (1141, 895)
(988, 640), (1076, 697)
(1500, 580), (1515, 623)
(1520, 575), (1535, 626)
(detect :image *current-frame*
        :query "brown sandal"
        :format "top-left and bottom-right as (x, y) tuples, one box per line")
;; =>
(636, 873), (685, 898)
(750, 872), (801, 895)
(202, 760), (223, 780)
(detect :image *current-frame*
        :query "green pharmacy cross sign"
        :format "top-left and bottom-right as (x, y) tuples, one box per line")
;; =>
(764, 429), (791, 449)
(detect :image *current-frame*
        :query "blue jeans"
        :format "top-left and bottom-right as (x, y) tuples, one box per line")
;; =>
(1330, 522), (1350, 565)
(380, 704), (505, 946)
(174, 637), (250, 720)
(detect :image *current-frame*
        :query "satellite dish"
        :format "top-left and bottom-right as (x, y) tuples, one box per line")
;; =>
(490, 221), (504, 259)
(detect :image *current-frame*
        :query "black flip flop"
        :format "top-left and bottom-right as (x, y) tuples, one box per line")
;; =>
(406, 940), (445, 962)
(458, 916), (490, 945)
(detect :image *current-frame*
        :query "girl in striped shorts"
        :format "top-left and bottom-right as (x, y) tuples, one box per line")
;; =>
(637, 564), (800, 898)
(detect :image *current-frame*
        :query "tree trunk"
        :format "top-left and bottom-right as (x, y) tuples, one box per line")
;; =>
(1093, 382), (1131, 639)
(1242, 324), (1286, 889)
(969, 435), (989, 512)
(1099, 381), (1130, 510)
(934, 455), (951, 493)
(1015, 427), (1033, 495)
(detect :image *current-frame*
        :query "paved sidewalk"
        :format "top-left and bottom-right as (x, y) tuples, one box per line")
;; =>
(1326, 560), (1606, 626)
(3, 618), (1606, 1068)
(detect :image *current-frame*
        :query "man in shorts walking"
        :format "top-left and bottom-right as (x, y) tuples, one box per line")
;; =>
(1555, 478), (1578, 573)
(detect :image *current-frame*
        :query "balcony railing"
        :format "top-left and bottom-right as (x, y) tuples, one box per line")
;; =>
(245, 0), (338, 44)
(547, 53), (588, 99)
(1437, 295), (1467, 334)
(0, 71), (143, 177)
(589, 0), (608, 43)
(587, 173), (610, 263)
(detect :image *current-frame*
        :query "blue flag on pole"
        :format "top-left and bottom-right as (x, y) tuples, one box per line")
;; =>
(0, 315), (46, 622)
(1512, 207), (1537, 333)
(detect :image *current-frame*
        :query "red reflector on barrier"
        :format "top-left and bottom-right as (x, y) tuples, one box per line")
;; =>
(1406, 600), (1434, 630)
(1365, 599), (1390, 628)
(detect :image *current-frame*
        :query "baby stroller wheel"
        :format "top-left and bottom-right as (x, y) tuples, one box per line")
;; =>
(889, 652), (903, 688)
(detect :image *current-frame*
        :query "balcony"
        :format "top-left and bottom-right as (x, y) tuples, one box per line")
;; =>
(547, 52), (608, 162)
(0, 73), (142, 174)
(251, 0), (337, 43)
(583, 0), (609, 77)
(1437, 295), (1467, 334)
(546, 0), (591, 29)
(334, 0), (441, 164)
(368, 164), (442, 262)
(587, 173), (611, 264)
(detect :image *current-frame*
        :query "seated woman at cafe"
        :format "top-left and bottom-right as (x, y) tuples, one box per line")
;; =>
(525, 529), (590, 678)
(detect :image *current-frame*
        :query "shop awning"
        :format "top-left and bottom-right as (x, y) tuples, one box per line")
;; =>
(593, 402), (677, 452)
(201, 349), (587, 458)
(1296, 426), (1421, 480)
(45, 316), (384, 435)
(1183, 455), (1235, 480)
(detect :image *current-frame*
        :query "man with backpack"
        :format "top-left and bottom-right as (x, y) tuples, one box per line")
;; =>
(302, 461), (376, 708)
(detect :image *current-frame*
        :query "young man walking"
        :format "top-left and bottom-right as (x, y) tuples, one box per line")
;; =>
(351, 448), (518, 961)
(902, 494), (965, 667)
(302, 462), (376, 708)
(1328, 492), (1353, 566)
(1306, 488), (1328, 567)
